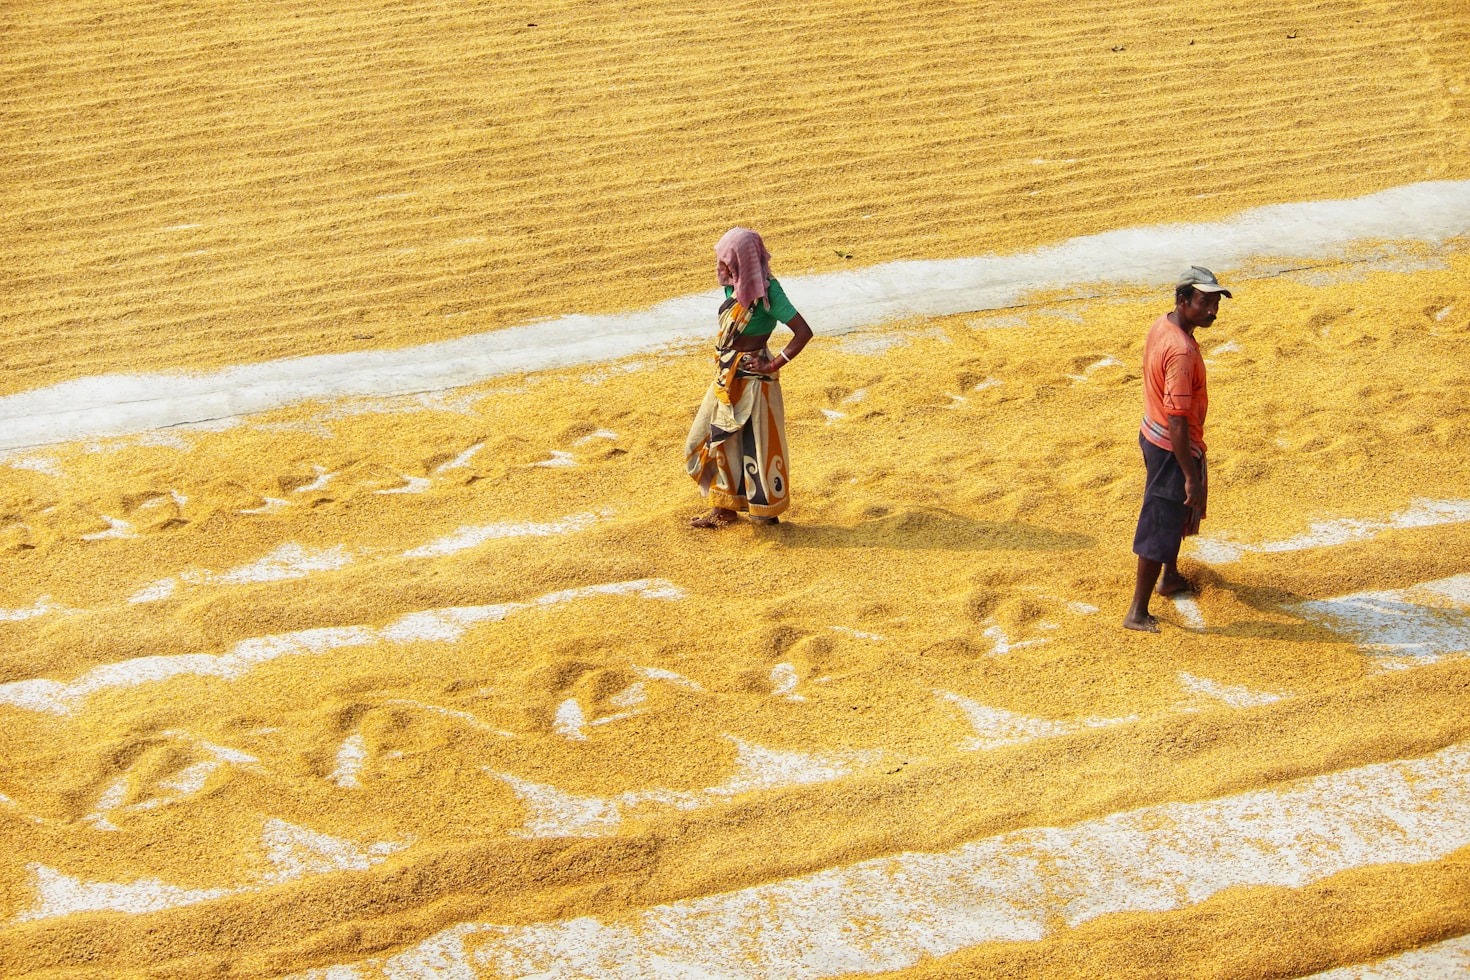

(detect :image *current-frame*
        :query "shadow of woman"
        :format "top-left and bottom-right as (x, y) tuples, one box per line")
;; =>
(772, 505), (1095, 553)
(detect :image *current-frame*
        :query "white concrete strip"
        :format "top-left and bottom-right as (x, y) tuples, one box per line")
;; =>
(837, 327), (948, 355)
(703, 738), (875, 798)
(981, 623), (1048, 656)
(0, 791), (44, 826)
(828, 626), (886, 641)
(294, 467), (334, 494)
(530, 451), (577, 468)
(260, 819), (408, 885)
(126, 515), (604, 606)
(240, 497), (289, 515)
(551, 699), (588, 741)
(4, 182), (1468, 450)
(330, 734), (368, 789)
(14, 820), (407, 923)
(475, 664), (1319, 851)
(1, 454), (65, 476)
(434, 443), (485, 472)
(80, 516), (136, 541)
(85, 734), (262, 825)
(943, 692), (1072, 750)
(1066, 355), (1124, 382)
(82, 779), (130, 831)
(0, 626), (374, 716)
(213, 544), (356, 585)
(129, 545), (355, 603)
(492, 737), (879, 838)
(1297, 573), (1470, 661)
(940, 691), (1135, 752)
(1306, 933), (1470, 978)
(375, 475), (431, 495)
(297, 741), (1470, 980)
(1193, 499), (1470, 563)
(1170, 596), (1206, 630)
(573, 429), (618, 446)
(1178, 672), (1285, 709)
(403, 512), (605, 558)
(631, 666), (702, 690)
(494, 773), (620, 838)
(0, 580), (685, 715)
(15, 866), (233, 922)
(770, 663), (804, 701)
(607, 683), (646, 710)
(149, 760), (219, 799)
(0, 596), (70, 622)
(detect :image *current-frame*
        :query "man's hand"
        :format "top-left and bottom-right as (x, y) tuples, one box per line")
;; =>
(1167, 414), (1206, 519)
(1183, 475), (1206, 536)
(1183, 475), (1207, 517)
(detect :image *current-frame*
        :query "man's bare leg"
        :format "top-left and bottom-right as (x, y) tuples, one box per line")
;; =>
(1156, 563), (1194, 596)
(1124, 555), (1163, 632)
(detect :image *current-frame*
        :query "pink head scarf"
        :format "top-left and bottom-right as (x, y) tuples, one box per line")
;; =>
(715, 227), (773, 310)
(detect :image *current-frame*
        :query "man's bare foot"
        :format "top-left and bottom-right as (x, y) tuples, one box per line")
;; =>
(749, 516), (779, 525)
(1156, 573), (1194, 597)
(1122, 613), (1160, 633)
(690, 508), (737, 529)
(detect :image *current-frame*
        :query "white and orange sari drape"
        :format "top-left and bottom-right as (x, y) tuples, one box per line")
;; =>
(684, 343), (790, 520)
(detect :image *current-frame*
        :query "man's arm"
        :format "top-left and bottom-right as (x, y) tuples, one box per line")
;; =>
(1167, 413), (1205, 517)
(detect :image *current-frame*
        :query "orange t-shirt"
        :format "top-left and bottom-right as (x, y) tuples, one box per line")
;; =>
(1140, 313), (1207, 455)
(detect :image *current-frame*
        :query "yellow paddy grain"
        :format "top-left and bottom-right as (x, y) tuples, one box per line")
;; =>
(3, 0), (1468, 394)
(2, 0), (1469, 977)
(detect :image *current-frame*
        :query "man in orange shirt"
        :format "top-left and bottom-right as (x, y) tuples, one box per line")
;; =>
(1124, 267), (1232, 633)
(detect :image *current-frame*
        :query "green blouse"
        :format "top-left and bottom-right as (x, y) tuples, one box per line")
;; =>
(725, 277), (798, 338)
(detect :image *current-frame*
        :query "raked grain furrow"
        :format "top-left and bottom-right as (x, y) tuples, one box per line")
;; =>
(3, 0), (1467, 395)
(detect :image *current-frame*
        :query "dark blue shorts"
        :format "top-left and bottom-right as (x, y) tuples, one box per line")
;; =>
(1133, 433), (1191, 565)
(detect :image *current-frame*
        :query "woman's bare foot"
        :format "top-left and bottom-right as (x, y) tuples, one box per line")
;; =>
(690, 508), (737, 528)
(1122, 613), (1160, 633)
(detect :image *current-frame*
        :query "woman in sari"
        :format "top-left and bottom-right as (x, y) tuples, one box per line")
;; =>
(685, 227), (813, 528)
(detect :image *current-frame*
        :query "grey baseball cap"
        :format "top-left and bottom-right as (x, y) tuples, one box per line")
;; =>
(1177, 265), (1232, 298)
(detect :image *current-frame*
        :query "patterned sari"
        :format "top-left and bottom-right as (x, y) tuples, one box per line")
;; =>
(684, 303), (790, 518)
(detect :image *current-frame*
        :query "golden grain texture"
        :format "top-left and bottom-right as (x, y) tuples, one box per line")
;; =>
(4, 0), (1470, 976)
(2, 0), (1468, 395)
(2, 251), (1469, 976)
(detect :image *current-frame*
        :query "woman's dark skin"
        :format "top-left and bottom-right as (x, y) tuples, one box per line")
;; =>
(719, 260), (815, 368)
(731, 312), (814, 369)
